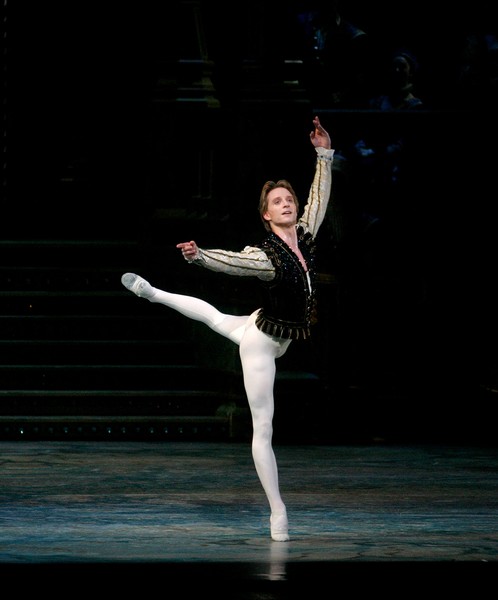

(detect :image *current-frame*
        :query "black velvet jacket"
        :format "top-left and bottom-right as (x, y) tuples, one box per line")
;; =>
(255, 230), (317, 340)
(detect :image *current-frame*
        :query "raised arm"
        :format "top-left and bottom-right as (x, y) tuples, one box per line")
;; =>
(299, 117), (334, 237)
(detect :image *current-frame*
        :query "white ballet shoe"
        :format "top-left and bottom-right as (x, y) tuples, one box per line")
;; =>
(121, 273), (154, 299)
(270, 511), (289, 542)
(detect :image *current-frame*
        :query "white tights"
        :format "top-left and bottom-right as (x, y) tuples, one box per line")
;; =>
(148, 287), (291, 518)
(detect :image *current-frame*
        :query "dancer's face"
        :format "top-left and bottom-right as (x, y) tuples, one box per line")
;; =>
(263, 187), (298, 229)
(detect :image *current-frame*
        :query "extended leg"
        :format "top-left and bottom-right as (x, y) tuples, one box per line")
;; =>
(121, 273), (248, 344)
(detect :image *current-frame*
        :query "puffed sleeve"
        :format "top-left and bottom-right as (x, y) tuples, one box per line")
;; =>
(299, 147), (334, 238)
(190, 245), (276, 281)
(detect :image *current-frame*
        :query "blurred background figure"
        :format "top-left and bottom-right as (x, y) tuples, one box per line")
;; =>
(456, 29), (498, 109)
(368, 49), (423, 110)
(329, 47), (424, 237)
(350, 47), (424, 224)
(294, 0), (373, 108)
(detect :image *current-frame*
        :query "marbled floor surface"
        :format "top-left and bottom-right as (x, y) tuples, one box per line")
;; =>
(1, 441), (497, 596)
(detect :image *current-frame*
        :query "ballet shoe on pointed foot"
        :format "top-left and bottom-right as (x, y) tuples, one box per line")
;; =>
(121, 273), (154, 299)
(270, 512), (289, 542)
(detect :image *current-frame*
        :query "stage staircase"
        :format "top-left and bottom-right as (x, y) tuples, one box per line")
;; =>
(0, 234), (252, 442)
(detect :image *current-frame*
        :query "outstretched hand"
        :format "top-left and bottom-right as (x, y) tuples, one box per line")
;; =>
(310, 116), (331, 150)
(176, 240), (198, 261)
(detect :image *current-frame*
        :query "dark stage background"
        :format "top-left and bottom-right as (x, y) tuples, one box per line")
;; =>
(1, 1), (497, 444)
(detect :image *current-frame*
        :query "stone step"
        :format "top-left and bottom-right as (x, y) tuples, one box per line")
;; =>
(0, 388), (243, 416)
(0, 339), (190, 364)
(0, 364), (240, 390)
(0, 414), (240, 442)
(0, 315), (187, 340)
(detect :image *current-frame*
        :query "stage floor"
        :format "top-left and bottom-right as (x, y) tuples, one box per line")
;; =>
(1, 440), (497, 596)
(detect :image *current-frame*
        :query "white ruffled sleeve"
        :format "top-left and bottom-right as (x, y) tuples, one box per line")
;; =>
(190, 245), (275, 281)
(299, 147), (334, 238)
